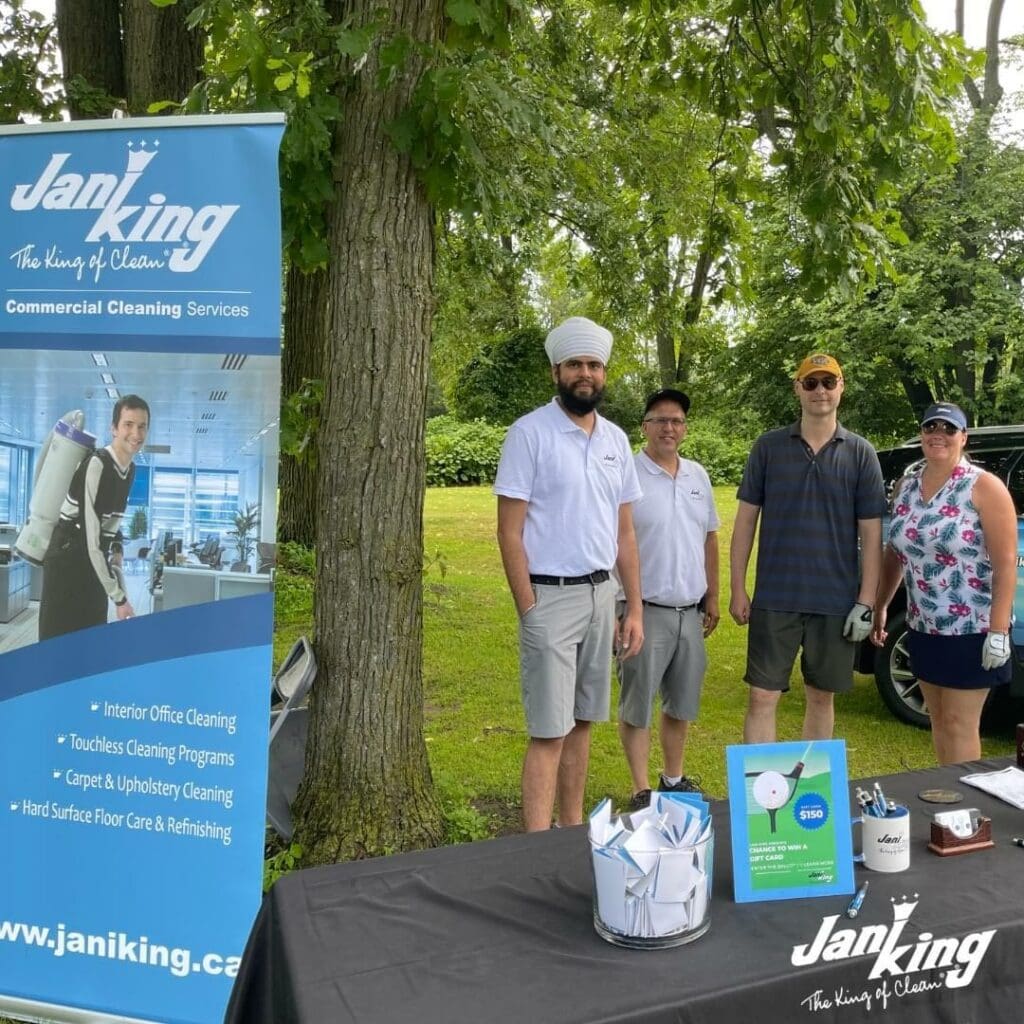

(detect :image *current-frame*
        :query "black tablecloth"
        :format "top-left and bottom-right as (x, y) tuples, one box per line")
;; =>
(226, 758), (1024, 1024)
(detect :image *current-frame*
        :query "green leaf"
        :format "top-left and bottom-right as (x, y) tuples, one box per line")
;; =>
(446, 0), (481, 27)
(336, 26), (376, 59)
(901, 20), (919, 54)
(274, 71), (295, 92)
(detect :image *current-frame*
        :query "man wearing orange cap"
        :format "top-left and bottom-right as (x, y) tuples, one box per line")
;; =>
(729, 354), (885, 742)
(495, 316), (644, 831)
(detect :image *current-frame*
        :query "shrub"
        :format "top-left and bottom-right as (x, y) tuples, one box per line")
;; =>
(277, 541), (315, 577)
(426, 416), (508, 486)
(450, 327), (552, 425)
(679, 417), (754, 485)
(275, 542), (315, 626)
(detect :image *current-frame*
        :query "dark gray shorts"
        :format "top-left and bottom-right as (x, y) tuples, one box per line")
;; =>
(618, 602), (705, 727)
(745, 608), (855, 694)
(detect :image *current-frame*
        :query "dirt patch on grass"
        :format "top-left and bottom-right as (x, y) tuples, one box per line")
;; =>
(472, 795), (522, 837)
(424, 700), (459, 719)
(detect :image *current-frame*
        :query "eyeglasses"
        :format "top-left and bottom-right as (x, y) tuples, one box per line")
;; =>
(922, 421), (961, 435)
(799, 375), (840, 391)
(644, 416), (687, 429)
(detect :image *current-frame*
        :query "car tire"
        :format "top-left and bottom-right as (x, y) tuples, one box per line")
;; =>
(874, 610), (930, 729)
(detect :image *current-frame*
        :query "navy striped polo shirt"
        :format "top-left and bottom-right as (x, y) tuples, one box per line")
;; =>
(737, 422), (885, 615)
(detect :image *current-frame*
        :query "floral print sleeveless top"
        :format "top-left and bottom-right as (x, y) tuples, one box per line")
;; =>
(888, 458), (990, 635)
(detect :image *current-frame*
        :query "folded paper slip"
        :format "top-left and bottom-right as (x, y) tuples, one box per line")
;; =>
(959, 766), (1024, 810)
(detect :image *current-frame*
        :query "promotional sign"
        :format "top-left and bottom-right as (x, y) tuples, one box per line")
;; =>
(0, 115), (284, 1024)
(727, 740), (854, 903)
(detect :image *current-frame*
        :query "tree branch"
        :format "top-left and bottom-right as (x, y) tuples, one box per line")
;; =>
(982, 0), (1005, 111)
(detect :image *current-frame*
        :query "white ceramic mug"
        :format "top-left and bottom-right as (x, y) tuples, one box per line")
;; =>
(851, 805), (910, 872)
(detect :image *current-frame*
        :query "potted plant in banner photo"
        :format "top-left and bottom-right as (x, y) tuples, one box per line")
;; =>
(227, 502), (260, 572)
(129, 508), (148, 540)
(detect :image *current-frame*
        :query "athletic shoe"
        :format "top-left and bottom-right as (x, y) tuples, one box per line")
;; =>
(658, 773), (702, 794)
(628, 789), (652, 811)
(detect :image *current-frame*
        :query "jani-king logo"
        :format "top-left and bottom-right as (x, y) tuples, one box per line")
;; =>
(791, 894), (994, 993)
(9, 140), (237, 272)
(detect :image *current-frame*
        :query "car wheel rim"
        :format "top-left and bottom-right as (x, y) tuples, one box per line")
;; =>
(889, 633), (927, 718)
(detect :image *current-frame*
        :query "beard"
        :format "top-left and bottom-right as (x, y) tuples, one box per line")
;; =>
(557, 380), (604, 416)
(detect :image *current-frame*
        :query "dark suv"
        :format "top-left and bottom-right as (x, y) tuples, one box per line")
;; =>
(856, 425), (1024, 726)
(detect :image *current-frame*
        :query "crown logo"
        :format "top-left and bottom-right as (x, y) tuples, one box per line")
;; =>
(125, 140), (158, 174)
(890, 893), (919, 921)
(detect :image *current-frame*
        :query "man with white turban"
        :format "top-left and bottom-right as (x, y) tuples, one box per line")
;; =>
(495, 316), (644, 831)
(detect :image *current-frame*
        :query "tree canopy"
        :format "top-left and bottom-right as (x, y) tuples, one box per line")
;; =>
(3, 0), (1022, 860)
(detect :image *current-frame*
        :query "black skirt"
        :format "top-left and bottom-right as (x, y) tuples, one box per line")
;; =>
(906, 629), (1012, 690)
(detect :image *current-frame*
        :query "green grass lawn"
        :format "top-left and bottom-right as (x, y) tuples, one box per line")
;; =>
(275, 484), (1015, 835)
(418, 485), (1015, 827)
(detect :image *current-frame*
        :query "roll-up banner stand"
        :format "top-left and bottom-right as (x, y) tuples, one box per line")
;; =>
(0, 114), (285, 1024)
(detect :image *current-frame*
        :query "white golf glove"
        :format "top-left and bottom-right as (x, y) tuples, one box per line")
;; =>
(981, 631), (1011, 671)
(843, 602), (873, 643)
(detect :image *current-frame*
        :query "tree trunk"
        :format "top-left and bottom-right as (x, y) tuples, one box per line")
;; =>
(648, 238), (676, 387)
(498, 233), (520, 331)
(675, 237), (713, 383)
(55, 0), (124, 118)
(278, 263), (326, 548)
(294, 0), (444, 862)
(121, 0), (204, 114)
(895, 370), (933, 420)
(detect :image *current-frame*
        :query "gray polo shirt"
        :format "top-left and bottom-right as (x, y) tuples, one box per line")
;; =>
(736, 422), (885, 616)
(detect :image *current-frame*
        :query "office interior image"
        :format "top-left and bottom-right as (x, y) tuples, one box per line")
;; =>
(0, 347), (280, 655)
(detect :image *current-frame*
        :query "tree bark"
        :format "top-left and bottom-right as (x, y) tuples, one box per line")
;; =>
(294, 0), (445, 862)
(675, 237), (713, 383)
(121, 0), (205, 114)
(646, 236), (677, 387)
(55, 0), (124, 118)
(278, 263), (327, 548)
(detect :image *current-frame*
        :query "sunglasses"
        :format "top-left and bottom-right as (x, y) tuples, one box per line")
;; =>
(799, 375), (840, 391)
(922, 421), (962, 435)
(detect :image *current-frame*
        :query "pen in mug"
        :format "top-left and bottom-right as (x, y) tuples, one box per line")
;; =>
(874, 782), (890, 816)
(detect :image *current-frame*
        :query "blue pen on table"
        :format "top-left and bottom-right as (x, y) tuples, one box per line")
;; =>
(846, 881), (869, 918)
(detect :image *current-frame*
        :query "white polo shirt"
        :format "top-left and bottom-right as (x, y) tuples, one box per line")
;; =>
(494, 399), (642, 576)
(629, 450), (720, 605)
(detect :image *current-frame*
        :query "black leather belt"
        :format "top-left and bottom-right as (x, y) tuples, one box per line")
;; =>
(529, 570), (610, 586)
(643, 599), (698, 611)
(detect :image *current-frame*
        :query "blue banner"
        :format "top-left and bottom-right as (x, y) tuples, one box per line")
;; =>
(0, 115), (284, 1024)
(0, 117), (282, 353)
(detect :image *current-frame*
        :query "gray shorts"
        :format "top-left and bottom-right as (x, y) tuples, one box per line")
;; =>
(618, 602), (706, 727)
(745, 608), (855, 694)
(518, 577), (616, 738)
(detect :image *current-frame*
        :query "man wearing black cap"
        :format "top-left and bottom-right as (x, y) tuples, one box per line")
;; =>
(730, 354), (885, 743)
(617, 389), (719, 810)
